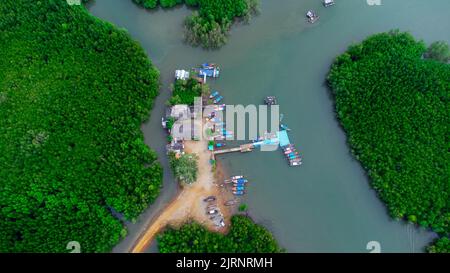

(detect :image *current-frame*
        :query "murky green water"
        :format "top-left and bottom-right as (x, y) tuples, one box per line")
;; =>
(89, 0), (449, 252)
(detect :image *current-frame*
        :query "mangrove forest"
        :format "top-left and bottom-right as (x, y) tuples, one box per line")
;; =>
(0, 0), (162, 252)
(157, 215), (282, 253)
(327, 31), (449, 252)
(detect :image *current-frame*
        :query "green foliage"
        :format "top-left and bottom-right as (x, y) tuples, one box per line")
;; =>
(169, 78), (205, 105)
(328, 31), (449, 246)
(157, 215), (281, 252)
(185, 0), (199, 7)
(131, 0), (259, 49)
(166, 117), (176, 130)
(427, 237), (450, 253)
(184, 12), (229, 49)
(0, 0), (162, 252)
(133, 0), (159, 9)
(169, 152), (199, 185)
(238, 204), (248, 212)
(425, 41), (450, 63)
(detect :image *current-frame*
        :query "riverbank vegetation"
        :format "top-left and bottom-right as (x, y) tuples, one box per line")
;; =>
(425, 41), (450, 63)
(157, 215), (281, 252)
(132, 0), (260, 48)
(327, 31), (449, 252)
(168, 78), (207, 105)
(0, 0), (162, 252)
(427, 237), (450, 253)
(169, 152), (199, 185)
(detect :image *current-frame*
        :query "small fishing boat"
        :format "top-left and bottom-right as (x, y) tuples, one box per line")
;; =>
(207, 209), (219, 215)
(213, 104), (225, 110)
(290, 159), (302, 164)
(231, 175), (243, 180)
(233, 179), (248, 184)
(214, 96), (223, 104)
(323, 0), (335, 7)
(215, 142), (226, 148)
(201, 63), (218, 69)
(232, 186), (245, 191)
(203, 196), (216, 202)
(233, 191), (246, 196)
(209, 91), (219, 99)
(306, 10), (319, 23)
(264, 96), (277, 105)
(232, 178), (248, 183)
(224, 199), (238, 206)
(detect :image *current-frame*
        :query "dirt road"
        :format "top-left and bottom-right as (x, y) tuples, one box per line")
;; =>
(130, 140), (231, 253)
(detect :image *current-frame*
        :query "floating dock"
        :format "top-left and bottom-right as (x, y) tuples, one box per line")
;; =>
(211, 130), (301, 166)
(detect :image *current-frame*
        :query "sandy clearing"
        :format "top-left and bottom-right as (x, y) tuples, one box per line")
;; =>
(130, 138), (233, 253)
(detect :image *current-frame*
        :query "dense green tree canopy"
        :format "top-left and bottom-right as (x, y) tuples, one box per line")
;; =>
(157, 215), (281, 252)
(168, 78), (206, 106)
(327, 31), (449, 252)
(169, 152), (199, 185)
(425, 41), (450, 63)
(0, 0), (162, 252)
(427, 237), (450, 253)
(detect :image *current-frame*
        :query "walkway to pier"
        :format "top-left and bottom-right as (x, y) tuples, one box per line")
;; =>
(212, 144), (254, 155)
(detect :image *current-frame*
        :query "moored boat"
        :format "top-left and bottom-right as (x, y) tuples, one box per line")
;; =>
(306, 10), (319, 23)
(209, 91), (219, 99)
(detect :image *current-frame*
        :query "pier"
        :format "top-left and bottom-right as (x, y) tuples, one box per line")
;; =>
(213, 143), (254, 155)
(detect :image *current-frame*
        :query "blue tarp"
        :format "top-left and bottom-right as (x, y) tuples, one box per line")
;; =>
(199, 68), (217, 77)
(200, 69), (213, 77)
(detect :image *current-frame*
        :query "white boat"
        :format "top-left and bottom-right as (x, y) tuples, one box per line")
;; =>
(231, 175), (243, 180)
(306, 10), (319, 23)
(323, 0), (335, 7)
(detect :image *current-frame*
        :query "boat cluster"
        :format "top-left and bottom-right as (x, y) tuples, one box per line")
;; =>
(175, 63), (220, 84)
(282, 144), (302, 166)
(203, 196), (225, 228)
(224, 175), (248, 196)
(198, 63), (220, 83)
(206, 100), (232, 142)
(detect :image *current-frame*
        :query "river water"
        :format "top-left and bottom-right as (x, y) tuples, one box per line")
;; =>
(89, 0), (449, 253)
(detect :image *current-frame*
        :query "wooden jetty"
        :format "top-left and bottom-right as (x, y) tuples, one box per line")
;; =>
(212, 143), (254, 155)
